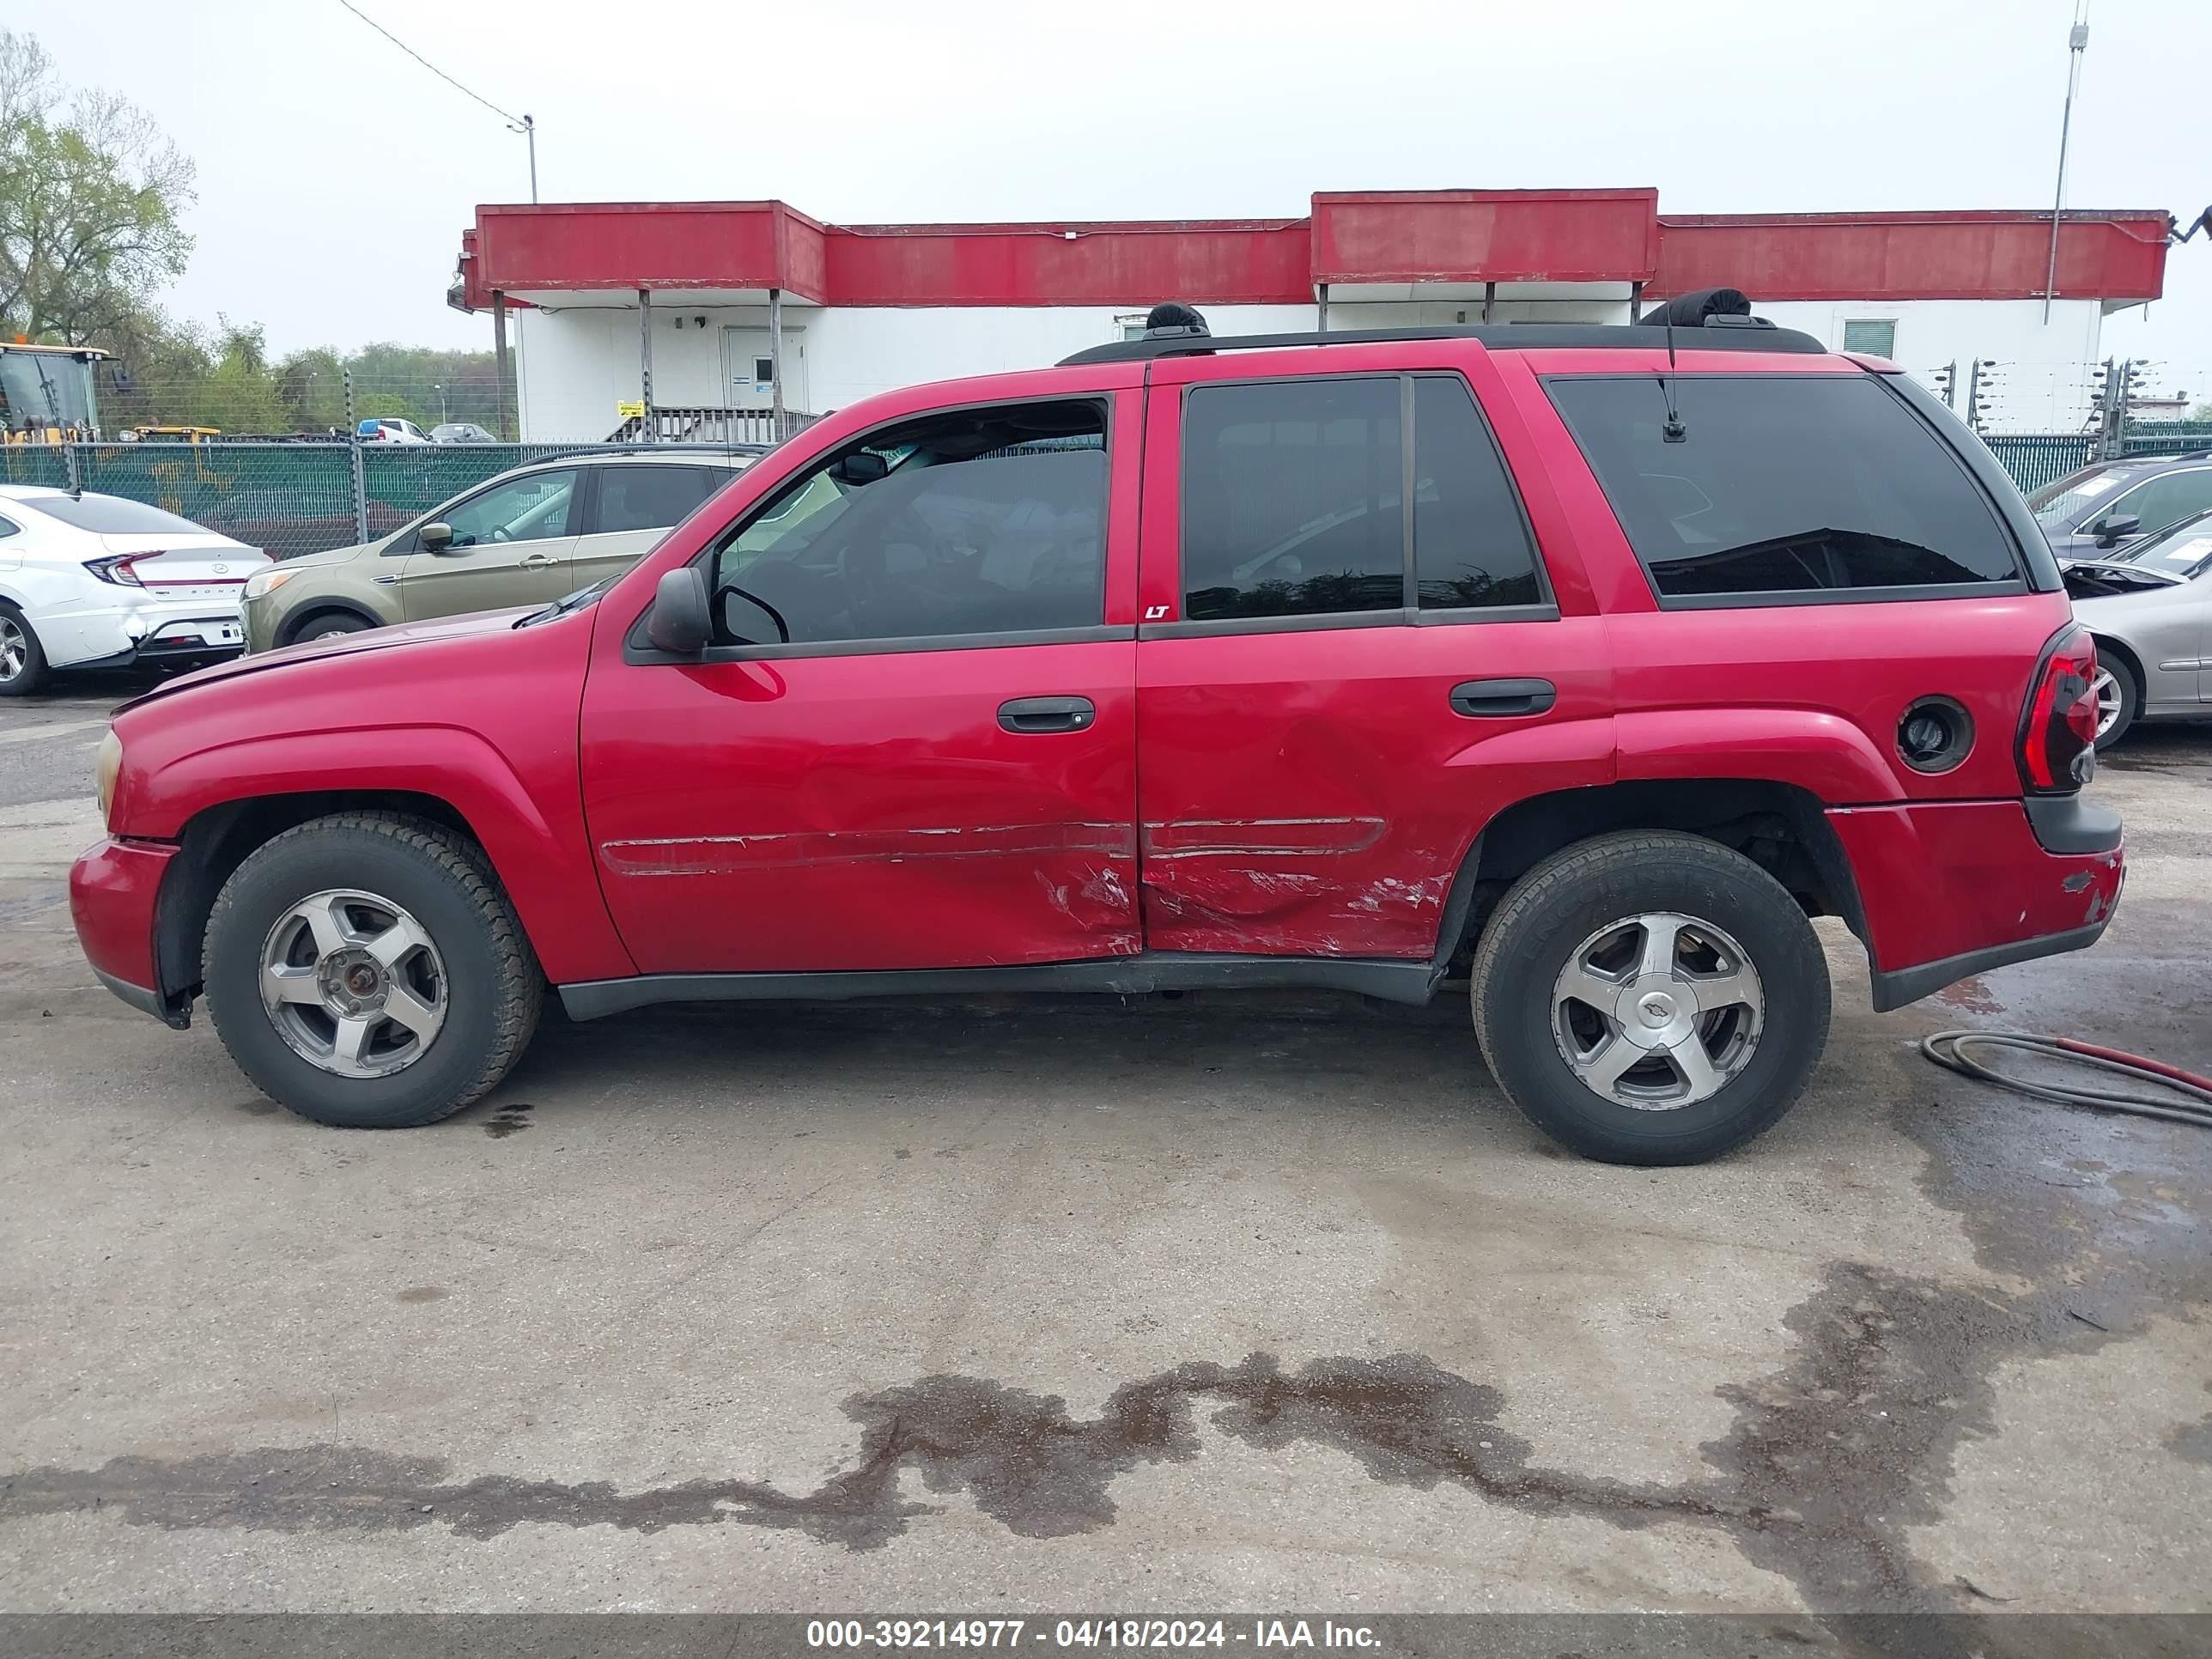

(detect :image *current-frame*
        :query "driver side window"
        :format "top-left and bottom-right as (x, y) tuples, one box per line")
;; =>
(709, 399), (1108, 647)
(440, 468), (580, 550)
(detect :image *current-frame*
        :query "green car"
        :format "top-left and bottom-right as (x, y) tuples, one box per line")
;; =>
(240, 452), (756, 652)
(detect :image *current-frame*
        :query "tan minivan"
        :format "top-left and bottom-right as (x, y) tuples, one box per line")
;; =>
(240, 451), (757, 651)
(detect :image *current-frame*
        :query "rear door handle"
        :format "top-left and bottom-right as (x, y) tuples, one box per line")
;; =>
(1450, 678), (1557, 719)
(998, 696), (1096, 735)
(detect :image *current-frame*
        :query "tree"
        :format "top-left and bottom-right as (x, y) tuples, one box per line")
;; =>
(0, 29), (195, 344)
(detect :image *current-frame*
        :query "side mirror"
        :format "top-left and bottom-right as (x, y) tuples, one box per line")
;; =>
(2094, 514), (2142, 547)
(419, 521), (454, 553)
(829, 452), (888, 486)
(647, 566), (712, 655)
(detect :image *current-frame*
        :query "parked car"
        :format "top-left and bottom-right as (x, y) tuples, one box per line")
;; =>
(356, 417), (431, 445)
(0, 488), (268, 696)
(239, 450), (759, 651)
(2029, 451), (2212, 562)
(2060, 505), (2212, 747)
(431, 422), (496, 445)
(73, 313), (2122, 1164)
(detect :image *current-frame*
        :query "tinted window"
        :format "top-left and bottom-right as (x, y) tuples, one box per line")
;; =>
(1547, 375), (2020, 599)
(2106, 469), (2212, 538)
(1182, 377), (1402, 619)
(0, 515), (17, 538)
(27, 495), (212, 535)
(712, 399), (1107, 645)
(596, 465), (720, 535)
(439, 469), (580, 549)
(1413, 377), (1543, 610)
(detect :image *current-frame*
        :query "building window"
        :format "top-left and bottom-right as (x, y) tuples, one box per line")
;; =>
(752, 357), (775, 386)
(1115, 314), (1150, 342)
(1841, 319), (1898, 359)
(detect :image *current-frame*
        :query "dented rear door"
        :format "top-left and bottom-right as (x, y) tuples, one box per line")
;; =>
(1132, 349), (1612, 960)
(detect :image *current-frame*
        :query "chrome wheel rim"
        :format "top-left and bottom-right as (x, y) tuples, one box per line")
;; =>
(0, 617), (26, 682)
(260, 889), (447, 1078)
(2091, 666), (2123, 738)
(1552, 911), (1764, 1111)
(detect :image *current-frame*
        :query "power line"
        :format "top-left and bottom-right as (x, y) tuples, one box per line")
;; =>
(333, 0), (521, 126)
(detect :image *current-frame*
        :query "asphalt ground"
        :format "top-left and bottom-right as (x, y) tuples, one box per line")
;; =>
(0, 672), (2205, 1620)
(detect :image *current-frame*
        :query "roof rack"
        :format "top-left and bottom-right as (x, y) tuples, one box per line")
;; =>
(1059, 321), (1827, 367)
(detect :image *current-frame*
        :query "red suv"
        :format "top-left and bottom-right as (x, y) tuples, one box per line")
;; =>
(70, 313), (2123, 1164)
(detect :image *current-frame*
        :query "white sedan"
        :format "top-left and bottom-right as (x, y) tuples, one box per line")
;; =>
(0, 487), (270, 696)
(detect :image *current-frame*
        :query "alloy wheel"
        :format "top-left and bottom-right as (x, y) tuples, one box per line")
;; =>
(1551, 910), (1765, 1110)
(2090, 665), (2124, 739)
(259, 889), (448, 1078)
(0, 616), (26, 684)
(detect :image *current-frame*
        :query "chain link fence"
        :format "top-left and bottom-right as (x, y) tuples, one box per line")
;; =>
(3, 439), (767, 560)
(7, 416), (2212, 562)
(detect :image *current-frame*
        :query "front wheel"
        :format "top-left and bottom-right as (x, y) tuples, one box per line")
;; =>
(204, 812), (541, 1127)
(1471, 831), (1831, 1165)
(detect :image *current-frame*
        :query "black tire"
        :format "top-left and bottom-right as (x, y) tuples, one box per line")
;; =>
(2092, 653), (2139, 751)
(0, 603), (51, 696)
(1471, 830), (1830, 1166)
(203, 812), (541, 1127)
(287, 610), (373, 646)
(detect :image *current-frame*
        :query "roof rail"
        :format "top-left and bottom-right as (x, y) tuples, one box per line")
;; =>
(1058, 321), (1827, 367)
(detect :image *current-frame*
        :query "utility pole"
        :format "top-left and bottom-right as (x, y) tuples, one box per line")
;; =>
(2043, 3), (2090, 325)
(1965, 359), (1986, 432)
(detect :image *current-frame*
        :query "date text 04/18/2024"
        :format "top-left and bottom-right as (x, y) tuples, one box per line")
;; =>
(804, 1620), (1381, 1649)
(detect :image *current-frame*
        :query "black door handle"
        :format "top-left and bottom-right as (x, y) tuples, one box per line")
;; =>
(1450, 678), (1557, 719)
(998, 696), (1096, 735)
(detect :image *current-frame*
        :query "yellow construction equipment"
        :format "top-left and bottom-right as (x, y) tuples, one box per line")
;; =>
(0, 341), (107, 444)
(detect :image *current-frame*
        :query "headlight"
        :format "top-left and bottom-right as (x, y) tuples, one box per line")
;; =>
(242, 566), (295, 602)
(95, 728), (124, 823)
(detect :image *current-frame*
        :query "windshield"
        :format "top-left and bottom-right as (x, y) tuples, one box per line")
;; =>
(2029, 465), (2136, 527)
(2110, 510), (2212, 579)
(0, 351), (94, 433)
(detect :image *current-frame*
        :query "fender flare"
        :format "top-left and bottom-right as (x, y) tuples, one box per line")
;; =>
(139, 724), (633, 985)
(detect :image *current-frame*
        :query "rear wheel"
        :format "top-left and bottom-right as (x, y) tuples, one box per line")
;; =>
(2090, 658), (2138, 750)
(203, 812), (540, 1127)
(0, 605), (50, 696)
(1472, 831), (1830, 1165)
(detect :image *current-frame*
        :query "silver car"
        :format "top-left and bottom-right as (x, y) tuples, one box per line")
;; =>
(2063, 506), (2212, 747)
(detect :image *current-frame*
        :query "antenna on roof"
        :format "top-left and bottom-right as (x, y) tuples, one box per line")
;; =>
(1639, 298), (1688, 443)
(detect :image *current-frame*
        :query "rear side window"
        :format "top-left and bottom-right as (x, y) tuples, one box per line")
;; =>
(1181, 374), (1542, 622)
(1182, 377), (1404, 619)
(595, 465), (720, 535)
(1547, 374), (2021, 600)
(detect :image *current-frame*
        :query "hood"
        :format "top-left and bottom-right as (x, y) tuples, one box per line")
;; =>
(115, 605), (538, 712)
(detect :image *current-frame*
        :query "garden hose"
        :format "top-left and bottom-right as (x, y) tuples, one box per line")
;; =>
(1919, 1030), (2212, 1129)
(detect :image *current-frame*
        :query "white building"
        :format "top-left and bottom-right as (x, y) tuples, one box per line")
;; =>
(447, 191), (2174, 442)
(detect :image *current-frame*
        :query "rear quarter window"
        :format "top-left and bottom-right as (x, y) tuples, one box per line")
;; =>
(1547, 374), (2022, 602)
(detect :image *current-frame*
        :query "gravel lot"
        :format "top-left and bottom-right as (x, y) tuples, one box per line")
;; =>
(0, 675), (2205, 1617)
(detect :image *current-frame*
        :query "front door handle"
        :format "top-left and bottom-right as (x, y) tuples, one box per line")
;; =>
(519, 552), (554, 568)
(998, 696), (1096, 735)
(1450, 678), (1557, 719)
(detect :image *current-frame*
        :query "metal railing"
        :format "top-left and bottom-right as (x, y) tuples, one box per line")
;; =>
(605, 407), (817, 446)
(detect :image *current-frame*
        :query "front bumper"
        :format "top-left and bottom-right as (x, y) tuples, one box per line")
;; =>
(70, 836), (184, 1027)
(1829, 799), (2125, 1013)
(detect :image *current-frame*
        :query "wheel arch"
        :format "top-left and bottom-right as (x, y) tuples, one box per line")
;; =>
(1431, 776), (1869, 974)
(277, 600), (383, 647)
(2087, 630), (2145, 697)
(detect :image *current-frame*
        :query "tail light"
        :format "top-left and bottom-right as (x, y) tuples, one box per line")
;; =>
(86, 554), (146, 587)
(2018, 624), (2099, 793)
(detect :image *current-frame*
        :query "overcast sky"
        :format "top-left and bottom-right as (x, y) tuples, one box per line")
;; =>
(30, 0), (2212, 396)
